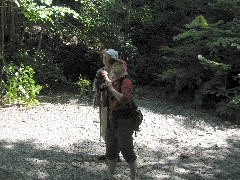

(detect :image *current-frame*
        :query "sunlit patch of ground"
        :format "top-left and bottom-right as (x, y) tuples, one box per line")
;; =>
(0, 95), (240, 179)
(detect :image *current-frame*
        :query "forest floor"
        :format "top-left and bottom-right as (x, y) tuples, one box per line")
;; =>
(0, 87), (240, 180)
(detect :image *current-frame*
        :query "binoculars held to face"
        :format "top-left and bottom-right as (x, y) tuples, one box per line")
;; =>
(93, 69), (108, 92)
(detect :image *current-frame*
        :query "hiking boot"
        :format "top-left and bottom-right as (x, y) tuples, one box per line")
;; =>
(117, 156), (121, 162)
(97, 154), (106, 161)
(97, 154), (121, 162)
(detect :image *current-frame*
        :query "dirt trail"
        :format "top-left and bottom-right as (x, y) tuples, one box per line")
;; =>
(0, 94), (240, 180)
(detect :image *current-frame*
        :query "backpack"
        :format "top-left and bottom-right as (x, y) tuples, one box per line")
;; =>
(129, 100), (143, 132)
(117, 76), (143, 132)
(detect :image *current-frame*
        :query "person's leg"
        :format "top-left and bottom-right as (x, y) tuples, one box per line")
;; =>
(107, 158), (118, 180)
(97, 138), (121, 162)
(98, 109), (121, 162)
(116, 124), (137, 180)
(106, 123), (119, 179)
(97, 136), (107, 161)
(98, 154), (121, 162)
(129, 160), (137, 180)
(98, 107), (108, 160)
(97, 154), (106, 160)
(117, 153), (121, 162)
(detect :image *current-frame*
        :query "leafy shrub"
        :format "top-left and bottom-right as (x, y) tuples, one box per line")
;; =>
(76, 75), (91, 96)
(2, 64), (42, 104)
(0, 79), (7, 104)
(14, 49), (67, 84)
(215, 74), (240, 121)
(193, 55), (232, 105)
(152, 14), (240, 120)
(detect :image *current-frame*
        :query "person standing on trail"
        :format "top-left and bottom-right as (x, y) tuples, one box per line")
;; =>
(92, 49), (121, 162)
(102, 59), (137, 180)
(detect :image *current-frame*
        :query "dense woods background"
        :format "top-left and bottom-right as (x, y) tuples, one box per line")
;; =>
(0, 0), (240, 122)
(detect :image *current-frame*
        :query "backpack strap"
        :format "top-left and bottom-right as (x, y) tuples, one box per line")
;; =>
(117, 75), (134, 107)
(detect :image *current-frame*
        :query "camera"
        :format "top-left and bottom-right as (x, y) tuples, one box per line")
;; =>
(93, 69), (108, 92)
(100, 83), (108, 91)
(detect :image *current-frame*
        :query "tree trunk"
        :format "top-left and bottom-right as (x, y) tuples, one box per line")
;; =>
(34, 25), (44, 60)
(125, 0), (131, 37)
(10, 1), (15, 44)
(21, 26), (27, 43)
(1, 0), (6, 72)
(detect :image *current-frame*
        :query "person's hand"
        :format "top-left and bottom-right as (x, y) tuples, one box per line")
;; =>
(101, 71), (114, 91)
(101, 70), (110, 81)
(105, 80), (113, 91)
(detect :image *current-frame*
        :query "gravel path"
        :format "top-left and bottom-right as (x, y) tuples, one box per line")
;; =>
(0, 94), (240, 180)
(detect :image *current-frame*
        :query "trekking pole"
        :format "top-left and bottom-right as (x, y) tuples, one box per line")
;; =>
(99, 105), (102, 141)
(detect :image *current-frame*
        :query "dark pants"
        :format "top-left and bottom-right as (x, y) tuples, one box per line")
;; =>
(106, 116), (137, 163)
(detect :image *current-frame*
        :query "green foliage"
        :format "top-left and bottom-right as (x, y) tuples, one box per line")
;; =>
(194, 77), (227, 105)
(185, 15), (209, 29)
(215, 74), (240, 116)
(228, 95), (240, 109)
(17, 0), (80, 24)
(0, 79), (7, 102)
(76, 75), (91, 96)
(197, 55), (231, 73)
(2, 64), (42, 104)
(41, 0), (52, 6)
(71, 0), (138, 57)
(7, 0), (240, 122)
(216, 93), (240, 116)
(154, 11), (240, 119)
(159, 68), (187, 81)
(15, 49), (67, 83)
(131, 4), (153, 23)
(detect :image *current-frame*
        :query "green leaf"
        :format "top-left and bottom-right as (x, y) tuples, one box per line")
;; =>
(231, 43), (240, 49)
(13, 0), (20, 7)
(41, 0), (52, 6)
(186, 15), (208, 29)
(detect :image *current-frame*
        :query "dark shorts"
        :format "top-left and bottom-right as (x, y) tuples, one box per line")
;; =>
(106, 117), (137, 163)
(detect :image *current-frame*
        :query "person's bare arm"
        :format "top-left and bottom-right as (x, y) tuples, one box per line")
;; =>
(102, 70), (124, 101)
(108, 85), (123, 101)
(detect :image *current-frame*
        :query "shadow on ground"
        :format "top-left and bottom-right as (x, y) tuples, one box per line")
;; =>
(0, 140), (106, 180)
(135, 137), (240, 179)
(1, 88), (239, 179)
(37, 94), (92, 106)
(1, 137), (239, 179)
(135, 95), (239, 131)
